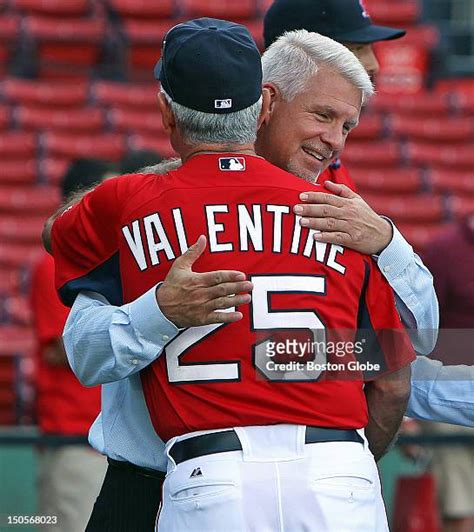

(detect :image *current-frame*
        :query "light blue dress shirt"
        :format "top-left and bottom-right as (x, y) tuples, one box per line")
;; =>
(407, 356), (474, 427)
(63, 226), (439, 471)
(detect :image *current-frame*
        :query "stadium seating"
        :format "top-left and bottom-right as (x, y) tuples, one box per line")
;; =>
(390, 115), (474, 142)
(0, 16), (19, 75)
(0, 132), (37, 159)
(17, 106), (106, 133)
(12, 0), (93, 16)
(181, 0), (258, 20)
(129, 133), (175, 158)
(2, 78), (89, 107)
(349, 168), (423, 195)
(363, 193), (445, 223)
(0, 105), (11, 130)
(92, 81), (158, 110)
(42, 132), (127, 161)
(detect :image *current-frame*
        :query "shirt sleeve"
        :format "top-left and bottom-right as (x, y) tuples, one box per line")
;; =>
(51, 177), (125, 307)
(357, 260), (416, 379)
(406, 356), (474, 427)
(374, 221), (439, 356)
(63, 288), (180, 386)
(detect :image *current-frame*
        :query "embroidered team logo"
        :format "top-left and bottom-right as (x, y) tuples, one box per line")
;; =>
(190, 467), (203, 478)
(215, 99), (232, 109)
(219, 157), (246, 171)
(358, 0), (370, 18)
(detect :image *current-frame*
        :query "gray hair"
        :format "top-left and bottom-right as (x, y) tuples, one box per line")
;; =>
(162, 90), (262, 145)
(262, 30), (374, 104)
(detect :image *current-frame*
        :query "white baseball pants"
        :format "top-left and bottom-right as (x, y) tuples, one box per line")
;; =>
(156, 425), (389, 532)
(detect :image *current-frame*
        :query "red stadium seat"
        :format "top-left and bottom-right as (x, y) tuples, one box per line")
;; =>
(450, 197), (474, 219)
(24, 15), (106, 78)
(129, 133), (176, 159)
(0, 243), (43, 269)
(17, 105), (105, 133)
(369, 92), (450, 115)
(245, 19), (264, 50)
(397, 222), (454, 253)
(342, 141), (401, 167)
(0, 160), (38, 185)
(109, 108), (166, 136)
(93, 81), (158, 110)
(2, 296), (33, 326)
(0, 325), (35, 356)
(435, 78), (474, 95)
(120, 19), (173, 77)
(390, 115), (474, 142)
(452, 91), (474, 114)
(108, 0), (175, 19)
(43, 132), (126, 162)
(363, 193), (445, 223)
(0, 105), (11, 130)
(365, 0), (421, 26)
(0, 187), (60, 215)
(375, 42), (429, 94)
(0, 132), (37, 159)
(351, 168), (422, 195)
(401, 25), (440, 48)
(39, 158), (70, 186)
(349, 114), (384, 141)
(12, 0), (92, 16)
(0, 16), (20, 75)
(0, 268), (21, 296)
(429, 169), (474, 195)
(182, 0), (258, 19)
(0, 216), (46, 244)
(2, 78), (89, 107)
(408, 142), (474, 169)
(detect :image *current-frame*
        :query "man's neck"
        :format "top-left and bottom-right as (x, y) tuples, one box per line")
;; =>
(181, 143), (257, 163)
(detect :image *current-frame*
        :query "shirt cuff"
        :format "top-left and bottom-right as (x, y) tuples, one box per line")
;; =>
(128, 284), (179, 346)
(373, 220), (414, 280)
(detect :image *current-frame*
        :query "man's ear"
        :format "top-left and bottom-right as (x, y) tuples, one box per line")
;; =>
(157, 92), (175, 135)
(257, 88), (272, 129)
(260, 83), (280, 125)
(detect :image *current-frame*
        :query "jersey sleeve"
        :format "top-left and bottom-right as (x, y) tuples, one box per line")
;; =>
(51, 177), (124, 307)
(30, 254), (70, 345)
(356, 260), (416, 379)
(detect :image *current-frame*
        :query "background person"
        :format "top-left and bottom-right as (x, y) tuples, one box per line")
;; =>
(30, 158), (116, 532)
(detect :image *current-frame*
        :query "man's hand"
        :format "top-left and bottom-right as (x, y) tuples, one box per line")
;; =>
(156, 235), (253, 328)
(364, 365), (412, 461)
(293, 181), (393, 255)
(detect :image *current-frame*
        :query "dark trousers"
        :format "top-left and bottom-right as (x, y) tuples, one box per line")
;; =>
(86, 459), (165, 532)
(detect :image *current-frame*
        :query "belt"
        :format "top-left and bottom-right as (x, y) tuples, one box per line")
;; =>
(107, 458), (165, 480)
(169, 427), (364, 465)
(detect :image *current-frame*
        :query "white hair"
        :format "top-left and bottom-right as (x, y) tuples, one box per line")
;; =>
(162, 90), (262, 145)
(262, 30), (374, 104)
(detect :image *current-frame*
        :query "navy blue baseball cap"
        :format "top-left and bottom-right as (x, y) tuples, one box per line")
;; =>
(264, 0), (406, 48)
(155, 18), (262, 114)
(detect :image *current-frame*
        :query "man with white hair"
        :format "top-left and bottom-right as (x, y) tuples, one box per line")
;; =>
(49, 20), (414, 531)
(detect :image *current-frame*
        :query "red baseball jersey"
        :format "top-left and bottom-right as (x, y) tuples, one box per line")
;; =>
(320, 160), (357, 191)
(30, 253), (101, 435)
(52, 154), (414, 442)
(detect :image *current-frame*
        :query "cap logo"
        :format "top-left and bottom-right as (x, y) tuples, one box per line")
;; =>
(219, 157), (246, 171)
(358, 0), (370, 18)
(215, 99), (232, 109)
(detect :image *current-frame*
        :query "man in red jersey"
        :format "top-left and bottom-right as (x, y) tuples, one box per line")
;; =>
(50, 19), (414, 531)
(30, 159), (114, 532)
